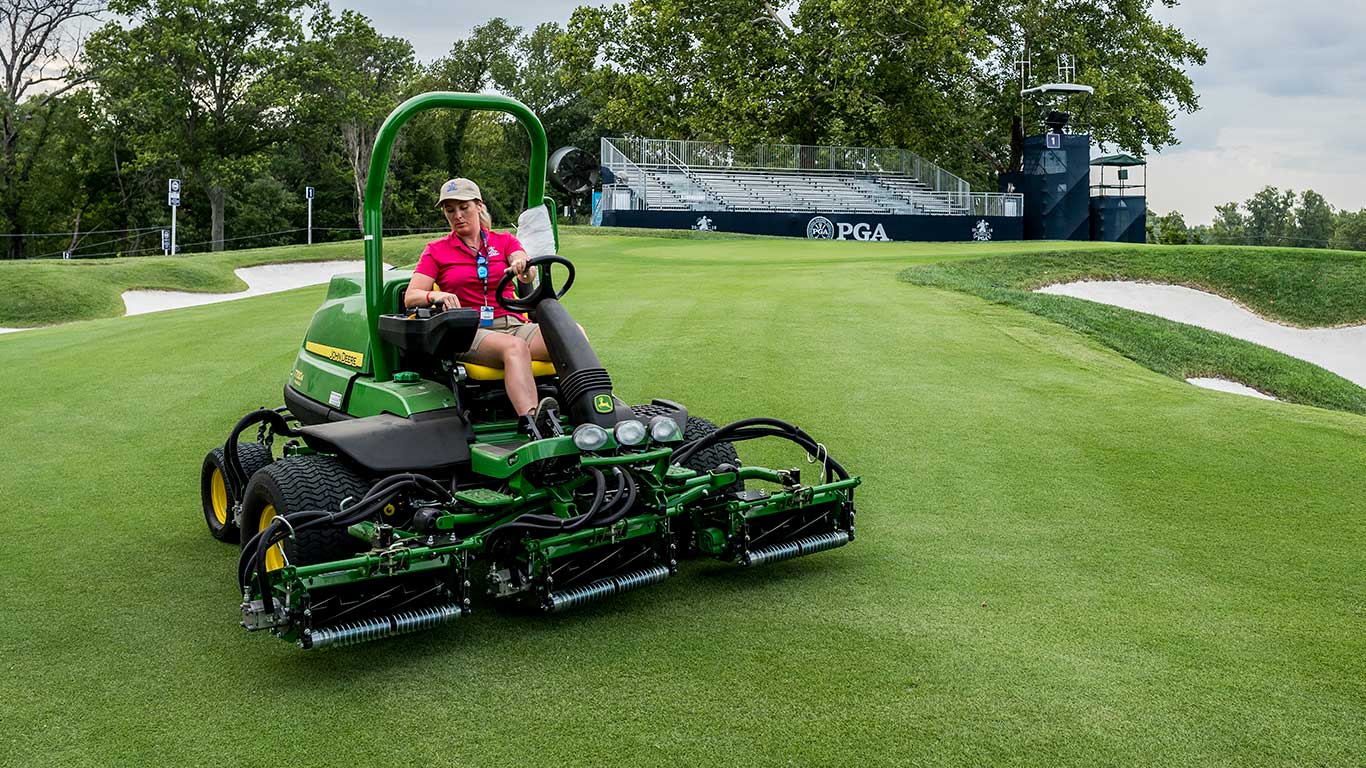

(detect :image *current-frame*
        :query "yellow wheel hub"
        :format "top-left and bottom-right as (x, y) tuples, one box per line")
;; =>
(210, 469), (229, 525)
(258, 504), (285, 571)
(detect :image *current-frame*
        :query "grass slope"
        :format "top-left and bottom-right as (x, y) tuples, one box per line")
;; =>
(0, 234), (432, 328)
(0, 225), (782, 329)
(900, 246), (1366, 414)
(1, 235), (1363, 766)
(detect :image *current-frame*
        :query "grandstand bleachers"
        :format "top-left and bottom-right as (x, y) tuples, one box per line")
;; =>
(601, 137), (1019, 218)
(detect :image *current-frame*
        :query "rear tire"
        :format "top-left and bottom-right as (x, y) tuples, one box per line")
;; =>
(200, 442), (273, 543)
(239, 455), (371, 570)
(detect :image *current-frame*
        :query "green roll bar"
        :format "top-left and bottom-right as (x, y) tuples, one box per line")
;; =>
(362, 92), (552, 382)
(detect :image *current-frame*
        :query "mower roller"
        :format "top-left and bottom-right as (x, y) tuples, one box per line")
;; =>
(199, 92), (860, 650)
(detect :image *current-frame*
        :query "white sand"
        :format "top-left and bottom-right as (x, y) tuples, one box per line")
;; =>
(1185, 377), (1279, 401)
(0, 327), (23, 334)
(1037, 281), (1366, 388)
(122, 260), (380, 316)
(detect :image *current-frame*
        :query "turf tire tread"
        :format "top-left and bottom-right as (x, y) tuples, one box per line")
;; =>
(240, 455), (371, 566)
(201, 442), (274, 543)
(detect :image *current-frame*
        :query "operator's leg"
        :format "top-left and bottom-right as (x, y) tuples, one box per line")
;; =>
(463, 333), (536, 415)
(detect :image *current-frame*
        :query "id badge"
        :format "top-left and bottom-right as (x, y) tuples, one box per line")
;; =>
(479, 305), (494, 327)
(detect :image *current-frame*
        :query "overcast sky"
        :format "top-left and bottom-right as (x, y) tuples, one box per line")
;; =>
(338, 0), (1366, 224)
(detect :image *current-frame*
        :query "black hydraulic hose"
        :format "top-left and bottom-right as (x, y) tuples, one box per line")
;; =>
(222, 409), (301, 501)
(673, 417), (850, 484)
(589, 468), (638, 528)
(484, 467), (616, 545)
(697, 426), (850, 484)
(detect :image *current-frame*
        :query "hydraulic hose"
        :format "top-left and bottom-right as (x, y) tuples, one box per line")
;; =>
(222, 409), (300, 502)
(672, 417), (851, 485)
(484, 467), (617, 544)
(239, 471), (455, 612)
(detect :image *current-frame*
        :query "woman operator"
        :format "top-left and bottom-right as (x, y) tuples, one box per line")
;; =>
(404, 178), (556, 437)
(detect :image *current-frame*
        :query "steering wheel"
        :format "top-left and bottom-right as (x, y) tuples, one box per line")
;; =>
(495, 255), (575, 313)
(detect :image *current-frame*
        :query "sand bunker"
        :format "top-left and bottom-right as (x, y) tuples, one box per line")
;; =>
(1037, 280), (1366, 390)
(0, 260), (385, 336)
(1185, 377), (1279, 401)
(122, 260), (380, 316)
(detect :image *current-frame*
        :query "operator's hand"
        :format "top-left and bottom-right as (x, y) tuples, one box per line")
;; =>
(431, 291), (460, 310)
(510, 254), (532, 283)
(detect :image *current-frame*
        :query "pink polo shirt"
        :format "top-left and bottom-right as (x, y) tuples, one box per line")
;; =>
(414, 229), (526, 320)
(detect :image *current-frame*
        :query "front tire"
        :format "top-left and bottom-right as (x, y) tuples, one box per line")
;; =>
(200, 442), (273, 543)
(631, 403), (740, 473)
(239, 455), (371, 570)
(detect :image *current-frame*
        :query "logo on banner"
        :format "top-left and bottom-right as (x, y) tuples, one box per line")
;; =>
(691, 216), (715, 232)
(806, 216), (834, 239)
(972, 220), (993, 241)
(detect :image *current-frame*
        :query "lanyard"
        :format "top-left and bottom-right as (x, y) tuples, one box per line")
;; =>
(459, 231), (491, 305)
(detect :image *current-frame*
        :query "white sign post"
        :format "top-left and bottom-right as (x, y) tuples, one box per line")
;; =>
(167, 178), (182, 254)
(305, 186), (315, 245)
(161, 229), (170, 256)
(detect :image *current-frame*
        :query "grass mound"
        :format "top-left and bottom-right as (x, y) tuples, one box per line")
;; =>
(899, 245), (1366, 414)
(0, 234), (432, 328)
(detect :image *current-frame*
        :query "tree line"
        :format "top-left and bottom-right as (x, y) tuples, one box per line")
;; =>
(1148, 188), (1366, 251)
(3, 0), (1206, 259)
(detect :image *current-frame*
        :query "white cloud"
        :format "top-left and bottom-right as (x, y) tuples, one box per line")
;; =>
(1148, 0), (1366, 221)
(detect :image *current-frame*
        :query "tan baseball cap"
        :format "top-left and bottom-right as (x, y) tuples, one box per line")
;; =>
(436, 177), (481, 206)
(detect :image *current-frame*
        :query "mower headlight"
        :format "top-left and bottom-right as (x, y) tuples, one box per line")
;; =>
(648, 415), (683, 443)
(614, 419), (648, 446)
(572, 423), (609, 451)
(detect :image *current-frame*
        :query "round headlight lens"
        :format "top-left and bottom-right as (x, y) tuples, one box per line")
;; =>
(572, 423), (609, 451)
(648, 415), (683, 442)
(615, 419), (648, 446)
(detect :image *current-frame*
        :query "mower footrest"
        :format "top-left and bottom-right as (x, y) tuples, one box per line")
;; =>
(544, 564), (670, 613)
(743, 530), (849, 567)
(299, 602), (463, 650)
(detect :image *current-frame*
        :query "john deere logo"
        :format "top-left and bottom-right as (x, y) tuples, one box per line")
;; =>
(593, 394), (613, 413)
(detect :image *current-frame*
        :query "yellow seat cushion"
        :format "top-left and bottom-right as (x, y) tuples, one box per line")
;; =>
(463, 360), (557, 381)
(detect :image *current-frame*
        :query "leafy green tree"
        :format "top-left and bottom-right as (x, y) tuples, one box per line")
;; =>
(971, 0), (1205, 178)
(85, 0), (308, 251)
(562, 0), (1205, 187)
(1244, 186), (1296, 247)
(1294, 189), (1335, 248)
(0, 0), (103, 258)
(1210, 201), (1245, 245)
(294, 8), (417, 231)
(427, 18), (519, 171)
(1331, 209), (1366, 252)
(1155, 210), (1189, 245)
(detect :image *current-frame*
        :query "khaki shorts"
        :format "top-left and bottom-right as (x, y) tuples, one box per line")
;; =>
(459, 314), (540, 360)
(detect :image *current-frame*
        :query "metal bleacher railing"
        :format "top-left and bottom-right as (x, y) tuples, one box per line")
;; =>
(600, 137), (1021, 217)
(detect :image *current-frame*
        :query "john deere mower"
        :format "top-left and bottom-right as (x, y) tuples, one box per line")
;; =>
(198, 93), (860, 650)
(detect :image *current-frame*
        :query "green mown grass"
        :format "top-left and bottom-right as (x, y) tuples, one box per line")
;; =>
(0, 225), (784, 329)
(900, 246), (1366, 414)
(1, 235), (1363, 766)
(0, 234), (432, 328)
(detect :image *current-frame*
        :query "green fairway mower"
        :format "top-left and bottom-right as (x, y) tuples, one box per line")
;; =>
(199, 92), (861, 650)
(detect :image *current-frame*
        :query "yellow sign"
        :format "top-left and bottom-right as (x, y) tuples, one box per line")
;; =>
(593, 394), (613, 413)
(305, 341), (365, 368)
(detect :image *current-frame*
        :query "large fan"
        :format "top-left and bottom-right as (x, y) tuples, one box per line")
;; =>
(548, 146), (600, 195)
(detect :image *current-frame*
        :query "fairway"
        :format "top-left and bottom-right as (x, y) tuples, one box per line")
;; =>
(1, 232), (1363, 766)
